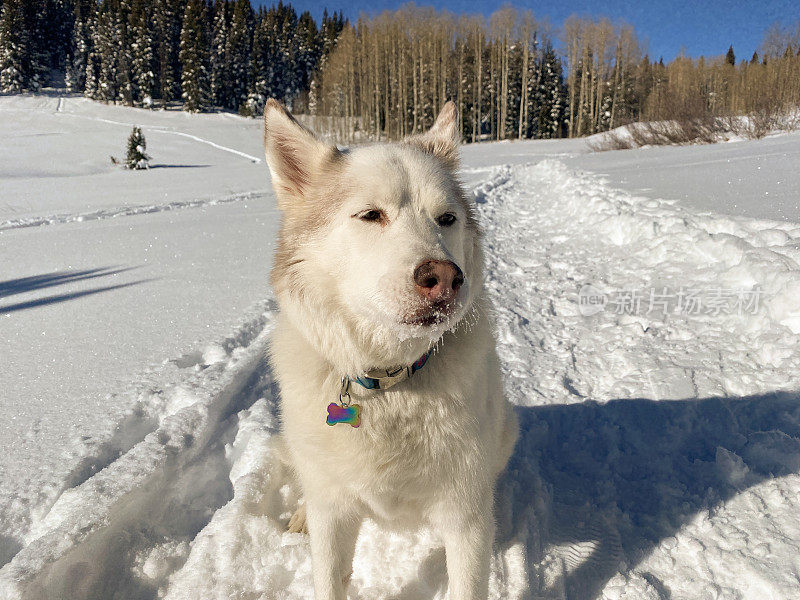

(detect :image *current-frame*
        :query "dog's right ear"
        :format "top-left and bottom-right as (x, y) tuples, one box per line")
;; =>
(404, 101), (460, 170)
(263, 99), (338, 210)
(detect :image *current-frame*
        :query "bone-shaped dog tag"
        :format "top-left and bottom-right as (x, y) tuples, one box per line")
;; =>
(326, 403), (362, 427)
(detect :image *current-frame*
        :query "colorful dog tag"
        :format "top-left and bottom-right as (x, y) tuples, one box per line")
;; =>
(326, 402), (362, 427)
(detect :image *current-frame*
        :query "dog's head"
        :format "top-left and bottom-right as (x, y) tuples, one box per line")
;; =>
(264, 100), (482, 372)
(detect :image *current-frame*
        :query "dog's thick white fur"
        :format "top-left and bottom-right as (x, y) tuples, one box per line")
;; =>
(264, 98), (518, 600)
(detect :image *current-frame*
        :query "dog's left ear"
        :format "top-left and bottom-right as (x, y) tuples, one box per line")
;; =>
(405, 101), (460, 169)
(263, 99), (340, 211)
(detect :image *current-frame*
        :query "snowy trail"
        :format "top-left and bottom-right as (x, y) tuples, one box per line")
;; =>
(478, 162), (800, 599)
(3, 162), (800, 599)
(0, 303), (278, 598)
(56, 102), (263, 163)
(61, 114), (264, 162)
(1, 96), (262, 164)
(165, 130), (262, 163)
(0, 190), (263, 231)
(0, 95), (269, 223)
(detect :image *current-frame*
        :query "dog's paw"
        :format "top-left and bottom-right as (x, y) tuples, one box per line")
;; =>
(287, 503), (308, 534)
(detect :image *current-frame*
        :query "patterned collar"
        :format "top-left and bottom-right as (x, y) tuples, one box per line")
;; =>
(349, 351), (431, 391)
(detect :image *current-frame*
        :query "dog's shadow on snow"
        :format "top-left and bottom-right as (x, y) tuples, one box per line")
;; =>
(494, 392), (800, 599)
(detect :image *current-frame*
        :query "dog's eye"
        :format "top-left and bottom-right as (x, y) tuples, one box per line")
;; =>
(354, 209), (387, 224)
(436, 212), (457, 227)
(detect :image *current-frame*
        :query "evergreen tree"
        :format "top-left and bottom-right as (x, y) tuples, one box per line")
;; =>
(155, 0), (181, 106)
(115, 0), (134, 105)
(309, 8), (344, 114)
(278, 2), (300, 100)
(209, 0), (228, 108)
(226, 0), (252, 112)
(504, 42), (524, 137)
(0, 0), (50, 91)
(92, 2), (120, 102)
(26, 0), (73, 80)
(294, 11), (319, 97)
(598, 86), (613, 131)
(520, 34), (542, 139)
(244, 1), (320, 114)
(537, 44), (567, 139)
(0, 0), (27, 92)
(726, 45), (735, 66)
(319, 8), (344, 59)
(264, 1), (302, 104)
(83, 18), (100, 98)
(260, 4), (284, 102)
(125, 125), (151, 169)
(67, 0), (95, 92)
(24, 0), (51, 90)
(45, 0), (74, 73)
(180, 0), (209, 112)
(245, 8), (269, 115)
(130, 0), (156, 106)
(0, 0), (340, 115)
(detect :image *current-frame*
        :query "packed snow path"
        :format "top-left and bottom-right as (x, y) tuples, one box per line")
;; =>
(4, 160), (800, 599)
(478, 162), (800, 599)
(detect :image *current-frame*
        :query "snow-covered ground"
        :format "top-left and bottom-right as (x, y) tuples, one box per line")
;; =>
(2, 94), (800, 599)
(574, 130), (800, 222)
(0, 95), (278, 562)
(0, 94), (267, 222)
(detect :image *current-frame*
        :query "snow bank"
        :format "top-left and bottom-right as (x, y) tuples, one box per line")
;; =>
(572, 130), (800, 222)
(480, 161), (800, 599)
(586, 113), (800, 152)
(0, 303), (276, 599)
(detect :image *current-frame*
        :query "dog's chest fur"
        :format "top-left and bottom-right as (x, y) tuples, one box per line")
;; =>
(351, 389), (483, 523)
(272, 317), (497, 525)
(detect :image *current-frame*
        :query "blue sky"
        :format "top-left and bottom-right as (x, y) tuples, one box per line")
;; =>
(260, 0), (800, 61)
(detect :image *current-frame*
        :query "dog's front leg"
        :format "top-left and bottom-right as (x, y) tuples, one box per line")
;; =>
(435, 499), (494, 600)
(306, 498), (361, 600)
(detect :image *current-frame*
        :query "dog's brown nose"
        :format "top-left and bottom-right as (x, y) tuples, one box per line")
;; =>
(413, 260), (464, 302)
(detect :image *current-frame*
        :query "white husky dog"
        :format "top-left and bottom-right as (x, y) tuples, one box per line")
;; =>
(264, 98), (518, 600)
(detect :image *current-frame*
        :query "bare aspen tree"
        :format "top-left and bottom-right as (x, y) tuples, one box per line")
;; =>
(517, 12), (536, 139)
(308, 5), (800, 146)
(473, 17), (484, 142)
(490, 7), (515, 139)
(564, 18), (577, 137)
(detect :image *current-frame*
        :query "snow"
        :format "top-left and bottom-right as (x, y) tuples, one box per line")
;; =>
(3, 94), (800, 599)
(0, 94), (267, 222)
(0, 94), (278, 563)
(573, 130), (800, 222)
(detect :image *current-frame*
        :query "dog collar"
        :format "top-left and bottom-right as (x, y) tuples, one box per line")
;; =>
(349, 351), (431, 391)
(326, 352), (431, 428)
